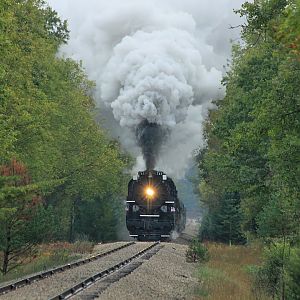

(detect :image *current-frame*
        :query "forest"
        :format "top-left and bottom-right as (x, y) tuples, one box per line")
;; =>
(0, 0), (129, 275)
(0, 0), (299, 298)
(198, 0), (300, 298)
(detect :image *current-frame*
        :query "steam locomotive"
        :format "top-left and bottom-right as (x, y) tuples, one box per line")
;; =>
(126, 170), (186, 241)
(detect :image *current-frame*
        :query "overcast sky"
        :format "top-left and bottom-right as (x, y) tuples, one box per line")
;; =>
(47, 0), (246, 70)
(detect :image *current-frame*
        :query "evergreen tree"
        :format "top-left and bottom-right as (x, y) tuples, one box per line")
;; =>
(200, 192), (245, 244)
(0, 160), (53, 274)
(198, 0), (300, 296)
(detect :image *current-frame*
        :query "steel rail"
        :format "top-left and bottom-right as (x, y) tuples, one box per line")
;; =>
(49, 242), (161, 300)
(0, 242), (135, 295)
(174, 232), (196, 245)
(180, 233), (195, 241)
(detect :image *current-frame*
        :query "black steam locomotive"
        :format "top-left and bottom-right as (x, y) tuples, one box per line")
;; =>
(126, 170), (186, 240)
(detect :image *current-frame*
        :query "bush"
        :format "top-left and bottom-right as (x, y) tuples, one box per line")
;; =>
(186, 239), (210, 263)
(287, 247), (300, 300)
(250, 242), (292, 299)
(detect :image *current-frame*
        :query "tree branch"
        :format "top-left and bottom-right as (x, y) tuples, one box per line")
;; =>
(228, 24), (243, 30)
(8, 243), (35, 261)
(282, 109), (300, 118)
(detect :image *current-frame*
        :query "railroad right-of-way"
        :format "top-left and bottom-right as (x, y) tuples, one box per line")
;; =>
(0, 242), (155, 300)
(92, 242), (198, 300)
(0, 239), (198, 300)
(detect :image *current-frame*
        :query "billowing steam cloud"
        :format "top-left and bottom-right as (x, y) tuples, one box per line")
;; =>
(47, 0), (245, 177)
(101, 26), (221, 127)
(100, 22), (221, 170)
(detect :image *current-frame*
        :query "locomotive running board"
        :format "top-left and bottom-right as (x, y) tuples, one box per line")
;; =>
(139, 214), (160, 217)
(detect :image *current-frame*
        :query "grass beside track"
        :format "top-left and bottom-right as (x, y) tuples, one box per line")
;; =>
(0, 241), (94, 284)
(194, 242), (270, 300)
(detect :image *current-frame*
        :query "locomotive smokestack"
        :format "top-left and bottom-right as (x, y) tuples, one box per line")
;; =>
(136, 120), (168, 170)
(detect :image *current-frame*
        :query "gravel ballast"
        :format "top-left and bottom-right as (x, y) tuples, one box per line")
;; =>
(77, 242), (198, 300)
(0, 242), (152, 300)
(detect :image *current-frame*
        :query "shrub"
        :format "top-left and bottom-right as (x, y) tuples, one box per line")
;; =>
(186, 239), (210, 263)
(250, 242), (291, 299)
(287, 247), (300, 300)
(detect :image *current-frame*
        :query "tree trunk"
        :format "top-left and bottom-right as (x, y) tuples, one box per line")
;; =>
(229, 222), (232, 247)
(2, 227), (11, 275)
(69, 196), (81, 243)
(281, 232), (286, 300)
(2, 250), (9, 275)
(69, 200), (75, 243)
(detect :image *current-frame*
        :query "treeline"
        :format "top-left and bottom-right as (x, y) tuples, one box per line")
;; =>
(0, 0), (129, 275)
(198, 0), (299, 298)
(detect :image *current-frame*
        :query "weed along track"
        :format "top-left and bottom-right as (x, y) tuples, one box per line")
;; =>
(0, 242), (159, 300)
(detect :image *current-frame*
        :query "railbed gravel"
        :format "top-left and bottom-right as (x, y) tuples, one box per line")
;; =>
(0, 242), (129, 290)
(75, 243), (198, 300)
(0, 242), (153, 300)
(90, 241), (130, 255)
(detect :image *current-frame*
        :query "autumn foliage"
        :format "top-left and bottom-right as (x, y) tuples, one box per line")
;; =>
(1, 159), (30, 185)
(0, 159), (44, 274)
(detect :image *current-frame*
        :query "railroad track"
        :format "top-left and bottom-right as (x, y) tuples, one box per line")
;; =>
(0, 242), (162, 300)
(175, 232), (196, 244)
(51, 242), (162, 299)
(0, 242), (134, 297)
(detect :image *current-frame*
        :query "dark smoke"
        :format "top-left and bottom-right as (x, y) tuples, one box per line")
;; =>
(136, 120), (168, 170)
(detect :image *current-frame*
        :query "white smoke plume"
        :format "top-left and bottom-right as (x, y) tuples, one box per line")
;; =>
(47, 0), (245, 178)
(101, 26), (221, 127)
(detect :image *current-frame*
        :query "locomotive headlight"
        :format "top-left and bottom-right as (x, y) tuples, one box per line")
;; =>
(145, 187), (155, 197)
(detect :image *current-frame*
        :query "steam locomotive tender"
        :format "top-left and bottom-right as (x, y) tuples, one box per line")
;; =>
(126, 170), (186, 240)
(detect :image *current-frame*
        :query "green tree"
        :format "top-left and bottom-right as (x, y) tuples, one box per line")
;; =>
(0, 159), (53, 274)
(287, 248), (300, 299)
(198, 0), (300, 297)
(199, 192), (245, 245)
(1, 0), (130, 249)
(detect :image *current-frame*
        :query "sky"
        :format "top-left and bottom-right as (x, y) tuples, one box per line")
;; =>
(46, 0), (247, 178)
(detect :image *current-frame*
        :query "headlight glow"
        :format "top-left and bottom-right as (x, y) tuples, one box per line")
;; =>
(145, 187), (155, 197)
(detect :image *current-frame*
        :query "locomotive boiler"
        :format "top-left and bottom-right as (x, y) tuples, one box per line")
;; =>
(126, 170), (186, 240)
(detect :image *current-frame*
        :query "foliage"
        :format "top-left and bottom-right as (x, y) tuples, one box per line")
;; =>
(287, 248), (300, 299)
(0, 0), (130, 274)
(251, 243), (288, 299)
(249, 243), (300, 299)
(74, 194), (121, 242)
(198, 0), (300, 297)
(186, 240), (210, 263)
(199, 192), (246, 245)
(198, 0), (300, 241)
(0, 159), (53, 274)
